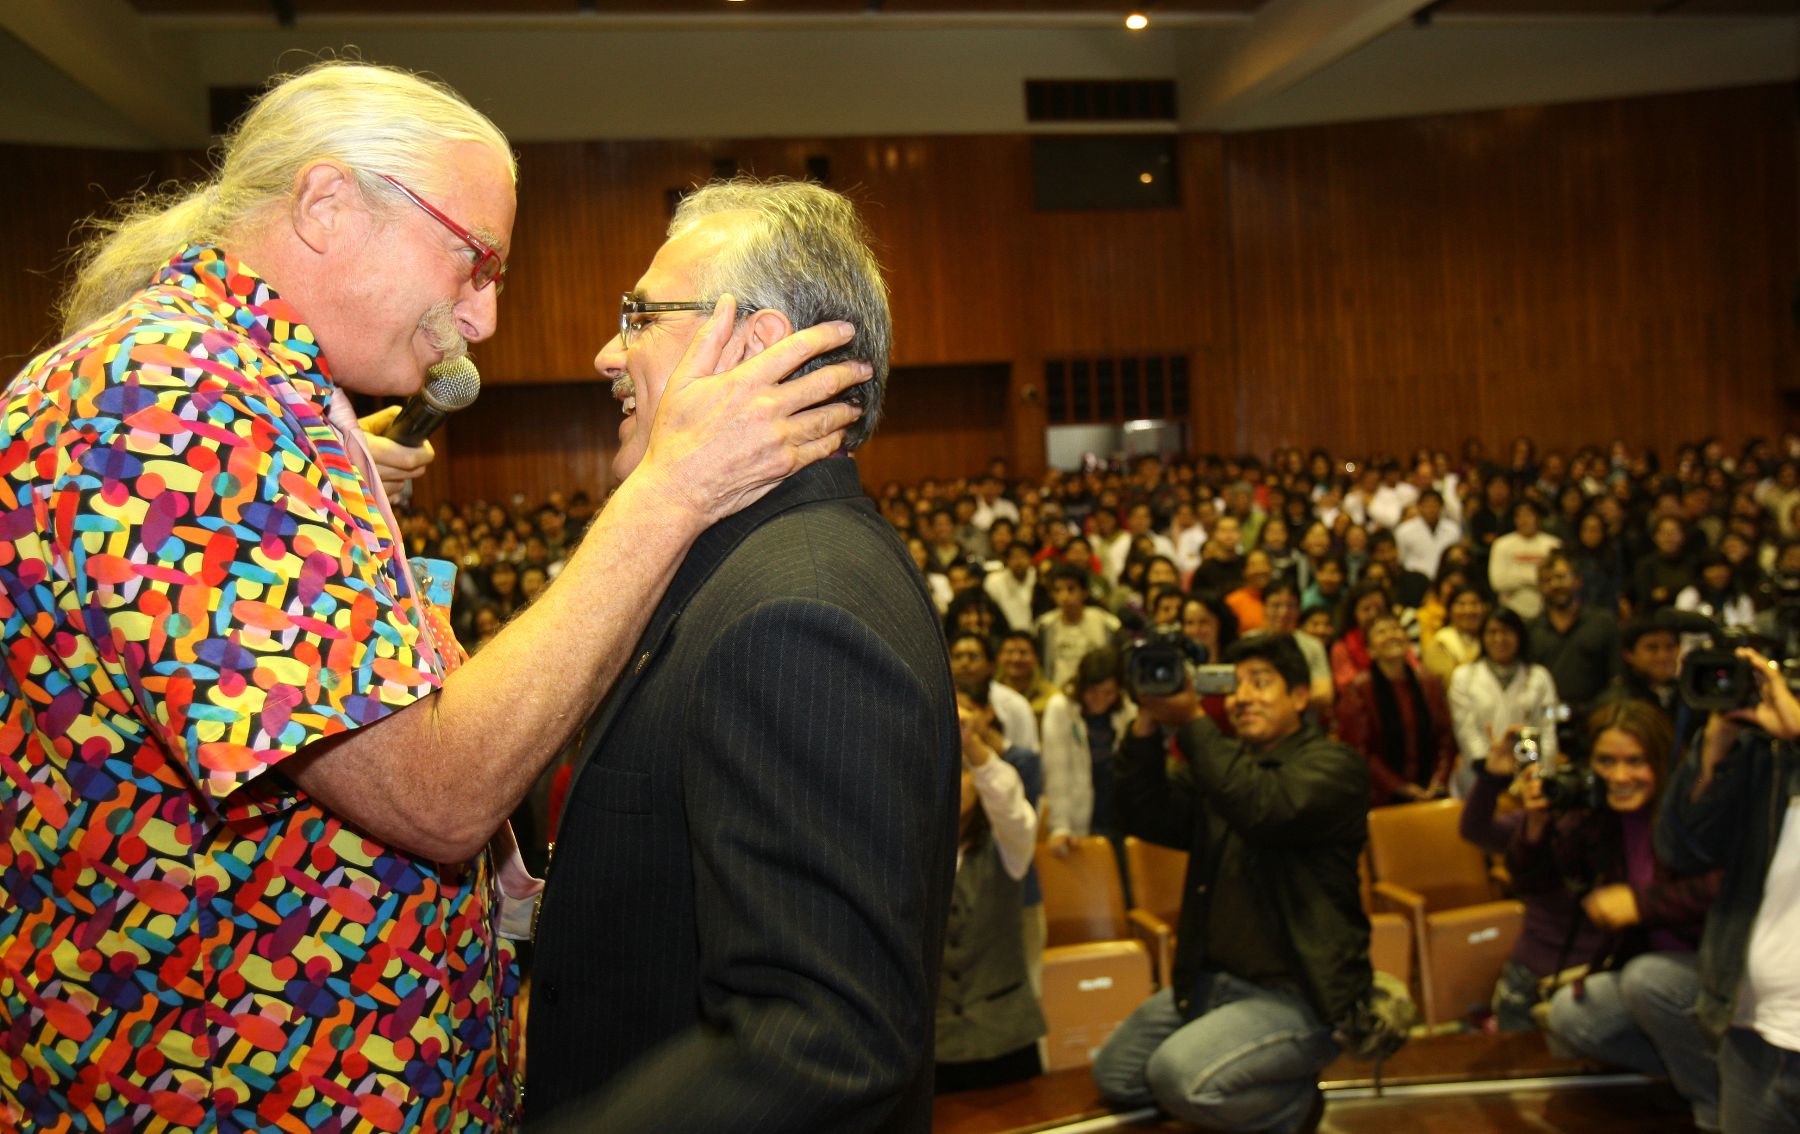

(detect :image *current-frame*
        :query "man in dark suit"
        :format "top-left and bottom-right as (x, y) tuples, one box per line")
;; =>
(526, 179), (961, 1132)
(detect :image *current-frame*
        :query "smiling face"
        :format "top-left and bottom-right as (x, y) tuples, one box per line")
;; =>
(1482, 617), (1520, 665)
(1590, 727), (1656, 813)
(1226, 658), (1308, 748)
(593, 214), (752, 481)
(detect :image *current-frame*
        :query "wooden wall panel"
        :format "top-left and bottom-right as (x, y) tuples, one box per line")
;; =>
(1, 84), (1792, 507)
(0, 145), (169, 374)
(1223, 86), (1797, 460)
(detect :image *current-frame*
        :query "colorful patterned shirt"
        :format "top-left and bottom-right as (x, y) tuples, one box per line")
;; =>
(0, 247), (520, 1132)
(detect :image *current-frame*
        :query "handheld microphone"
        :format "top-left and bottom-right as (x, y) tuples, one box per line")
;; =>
(385, 356), (482, 447)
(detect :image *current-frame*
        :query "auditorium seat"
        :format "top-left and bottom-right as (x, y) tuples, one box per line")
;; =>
(1034, 837), (1154, 1070)
(1366, 800), (1523, 1027)
(1122, 835), (1187, 989)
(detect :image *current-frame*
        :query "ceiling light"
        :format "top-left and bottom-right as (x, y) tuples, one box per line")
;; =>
(1125, 11), (1149, 29)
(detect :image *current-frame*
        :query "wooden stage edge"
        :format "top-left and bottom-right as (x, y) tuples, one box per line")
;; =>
(931, 1030), (1686, 1134)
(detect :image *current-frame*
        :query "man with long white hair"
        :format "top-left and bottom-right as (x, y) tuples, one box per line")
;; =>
(0, 62), (863, 1132)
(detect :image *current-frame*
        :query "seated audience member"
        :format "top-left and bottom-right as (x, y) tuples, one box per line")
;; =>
(997, 630), (1057, 719)
(950, 632), (1042, 754)
(1675, 549), (1756, 629)
(986, 540), (1049, 634)
(1146, 584), (1188, 631)
(1656, 646), (1800, 1133)
(1094, 633), (1370, 1134)
(1182, 593), (1241, 731)
(1528, 552), (1623, 719)
(1447, 607), (1560, 798)
(1330, 580), (1393, 691)
(1368, 529), (1431, 609)
(1037, 563), (1123, 687)
(1631, 515), (1694, 613)
(1171, 501), (1207, 580)
(1293, 521), (1334, 594)
(982, 516), (1017, 570)
(1414, 561), (1472, 645)
(1042, 647), (1137, 857)
(1336, 613), (1455, 805)
(1395, 488), (1464, 581)
(946, 586), (1008, 640)
(1467, 474), (1516, 576)
(1570, 507), (1626, 618)
(1264, 579), (1333, 712)
(1490, 499), (1561, 620)
(1503, 700), (1720, 1131)
(907, 533), (955, 613)
(936, 685), (1045, 1094)
(1109, 502), (1178, 581)
(1298, 603), (1336, 646)
(1603, 612), (1685, 728)
(972, 474), (1020, 533)
(945, 560), (983, 600)
(1191, 516), (1246, 594)
(926, 506), (968, 570)
(1257, 516), (1300, 582)
(952, 493), (993, 562)
(1301, 555), (1347, 613)
(1341, 523), (1371, 585)
(1225, 548), (1275, 633)
(1423, 585), (1487, 682)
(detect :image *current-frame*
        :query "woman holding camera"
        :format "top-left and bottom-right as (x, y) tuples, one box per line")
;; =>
(1446, 606), (1561, 798)
(1488, 700), (1721, 1129)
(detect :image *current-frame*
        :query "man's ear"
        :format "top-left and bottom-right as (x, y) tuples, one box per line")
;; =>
(740, 307), (794, 359)
(290, 160), (362, 255)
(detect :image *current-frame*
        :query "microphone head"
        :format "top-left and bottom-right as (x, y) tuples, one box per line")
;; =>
(421, 356), (482, 413)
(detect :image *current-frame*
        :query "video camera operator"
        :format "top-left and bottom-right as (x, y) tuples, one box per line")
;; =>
(1092, 632), (1372, 1134)
(1657, 645), (1800, 1132)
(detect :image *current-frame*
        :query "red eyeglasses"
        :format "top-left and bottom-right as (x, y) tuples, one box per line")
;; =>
(379, 173), (507, 292)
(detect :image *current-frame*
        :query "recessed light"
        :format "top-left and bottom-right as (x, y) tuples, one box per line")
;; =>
(1125, 12), (1149, 30)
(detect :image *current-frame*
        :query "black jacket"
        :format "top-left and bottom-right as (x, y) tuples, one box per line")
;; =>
(1657, 728), (1800, 1036)
(1115, 717), (1372, 1027)
(526, 458), (961, 1132)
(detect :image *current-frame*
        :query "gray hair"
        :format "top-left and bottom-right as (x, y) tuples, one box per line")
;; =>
(669, 178), (891, 450)
(58, 60), (514, 336)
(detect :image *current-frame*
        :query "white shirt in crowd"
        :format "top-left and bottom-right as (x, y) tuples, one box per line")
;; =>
(984, 566), (1039, 636)
(1395, 515), (1464, 578)
(1368, 482), (1419, 532)
(988, 679), (1042, 755)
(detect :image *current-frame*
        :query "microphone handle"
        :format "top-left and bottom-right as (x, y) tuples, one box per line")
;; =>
(385, 397), (449, 448)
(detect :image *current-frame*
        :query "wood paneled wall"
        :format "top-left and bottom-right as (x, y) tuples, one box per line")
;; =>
(2, 84), (1793, 510)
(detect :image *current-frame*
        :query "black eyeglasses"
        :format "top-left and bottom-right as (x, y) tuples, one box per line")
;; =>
(619, 294), (759, 346)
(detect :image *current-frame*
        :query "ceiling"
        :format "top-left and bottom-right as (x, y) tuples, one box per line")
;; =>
(0, 0), (1792, 150)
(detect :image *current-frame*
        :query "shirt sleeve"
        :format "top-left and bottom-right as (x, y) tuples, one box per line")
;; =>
(972, 757), (1038, 880)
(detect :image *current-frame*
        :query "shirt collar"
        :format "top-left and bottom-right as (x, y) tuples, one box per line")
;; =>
(156, 244), (335, 399)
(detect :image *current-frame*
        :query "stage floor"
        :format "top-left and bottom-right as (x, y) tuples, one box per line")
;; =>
(933, 1030), (1704, 1134)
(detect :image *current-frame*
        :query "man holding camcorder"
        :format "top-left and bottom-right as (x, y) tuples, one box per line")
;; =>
(1657, 645), (1800, 1132)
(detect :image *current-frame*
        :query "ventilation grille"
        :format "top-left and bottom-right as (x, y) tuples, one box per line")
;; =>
(1044, 356), (1189, 425)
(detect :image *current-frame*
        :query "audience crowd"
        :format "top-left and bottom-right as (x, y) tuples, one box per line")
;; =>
(396, 430), (1800, 1130)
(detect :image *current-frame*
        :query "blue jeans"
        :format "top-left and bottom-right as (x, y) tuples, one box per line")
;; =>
(1720, 1027), (1800, 1134)
(1546, 952), (1718, 1130)
(1092, 973), (1339, 1134)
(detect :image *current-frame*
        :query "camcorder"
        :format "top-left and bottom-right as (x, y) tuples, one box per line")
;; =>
(1124, 626), (1235, 698)
(1675, 611), (1794, 713)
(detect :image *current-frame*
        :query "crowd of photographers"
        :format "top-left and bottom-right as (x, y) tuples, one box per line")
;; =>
(398, 432), (1800, 1132)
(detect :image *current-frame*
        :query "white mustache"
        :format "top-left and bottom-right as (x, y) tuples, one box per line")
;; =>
(420, 300), (467, 362)
(612, 375), (635, 401)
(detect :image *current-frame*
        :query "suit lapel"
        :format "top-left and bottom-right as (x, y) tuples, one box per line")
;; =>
(559, 458), (864, 806)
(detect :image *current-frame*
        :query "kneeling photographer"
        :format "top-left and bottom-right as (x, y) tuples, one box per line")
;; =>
(1497, 700), (1721, 1130)
(1092, 633), (1372, 1134)
(1658, 642), (1800, 1133)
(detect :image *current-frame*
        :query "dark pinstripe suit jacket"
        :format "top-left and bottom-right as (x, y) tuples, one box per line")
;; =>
(525, 457), (960, 1132)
